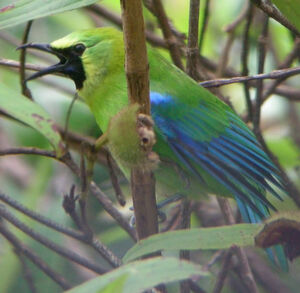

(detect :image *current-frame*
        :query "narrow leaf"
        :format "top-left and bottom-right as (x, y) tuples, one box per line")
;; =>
(66, 257), (209, 293)
(123, 224), (261, 263)
(271, 0), (300, 32)
(0, 84), (64, 155)
(0, 0), (98, 29)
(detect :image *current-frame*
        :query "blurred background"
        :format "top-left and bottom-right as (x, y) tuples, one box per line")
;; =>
(0, 0), (300, 292)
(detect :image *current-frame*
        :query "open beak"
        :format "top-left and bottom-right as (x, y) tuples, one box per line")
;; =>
(17, 43), (67, 82)
(17, 43), (85, 89)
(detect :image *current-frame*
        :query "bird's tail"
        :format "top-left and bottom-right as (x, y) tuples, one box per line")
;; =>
(235, 196), (288, 271)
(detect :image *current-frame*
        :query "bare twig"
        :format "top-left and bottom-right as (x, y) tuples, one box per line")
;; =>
(241, 3), (254, 122)
(216, 32), (235, 77)
(106, 152), (126, 206)
(199, 66), (300, 88)
(0, 205), (108, 275)
(179, 199), (192, 293)
(15, 250), (38, 293)
(151, 0), (184, 69)
(19, 20), (33, 99)
(261, 38), (300, 102)
(217, 198), (258, 293)
(90, 182), (137, 241)
(0, 220), (72, 290)
(251, 0), (300, 37)
(186, 0), (201, 81)
(224, 3), (249, 33)
(212, 247), (234, 293)
(198, 0), (210, 53)
(253, 15), (268, 136)
(86, 4), (167, 48)
(247, 249), (293, 293)
(0, 191), (85, 240)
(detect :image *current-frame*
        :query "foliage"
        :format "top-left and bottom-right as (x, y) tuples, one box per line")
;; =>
(0, 0), (300, 293)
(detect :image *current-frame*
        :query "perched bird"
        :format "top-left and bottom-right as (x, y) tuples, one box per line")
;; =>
(21, 27), (287, 267)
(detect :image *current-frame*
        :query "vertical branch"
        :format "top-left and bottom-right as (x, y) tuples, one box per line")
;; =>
(186, 0), (201, 80)
(253, 16), (269, 136)
(120, 0), (158, 240)
(19, 20), (33, 99)
(198, 0), (210, 53)
(241, 3), (254, 122)
(151, 0), (184, 70)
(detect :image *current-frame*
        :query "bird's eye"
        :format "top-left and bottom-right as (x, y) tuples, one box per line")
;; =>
(73, 43), (86, 55)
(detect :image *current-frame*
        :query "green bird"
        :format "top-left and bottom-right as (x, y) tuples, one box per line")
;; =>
(21, 27), (287, 267)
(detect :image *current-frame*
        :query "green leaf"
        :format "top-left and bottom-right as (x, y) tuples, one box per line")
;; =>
(96, 274), (128, 293)
(0, 0), (98, 29)
(123, 224), (261, 263)
(66, 257), (209, 293)
(267, 138), (300, 168)
(0, 84), (64, 156)
(271, 0), (300, 32)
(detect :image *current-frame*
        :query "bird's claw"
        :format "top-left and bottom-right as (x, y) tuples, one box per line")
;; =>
(137, 113), (159, 167)
(137, 113), (156, 151)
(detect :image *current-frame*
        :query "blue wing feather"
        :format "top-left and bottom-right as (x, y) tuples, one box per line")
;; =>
(151, 91), (287, 269)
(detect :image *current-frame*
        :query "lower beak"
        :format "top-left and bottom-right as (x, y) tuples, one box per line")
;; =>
(17, 43), (66, 82)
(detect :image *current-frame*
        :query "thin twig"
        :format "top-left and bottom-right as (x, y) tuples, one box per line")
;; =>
(19, 20), (33, 99)
(86, 4), (167, 48)
(0, 146), (136, 243)
(261, 38), (300, 102)
(217, 32), (235, 77)
(212, 247), (235, 293)
(251, 0), (300, 37)
(151, 0), (184, 69)
(62, 187), (122, 267)
(0, 58), (74, 95)
(0, 191), (85, 240)
(247, 249), (293, 293)
(0, 205), (108, 275)
(198, 0), (210, 53)
(241, 3), (254, 122)
(90, 182), (137, 241)
(179, 199), (192, 293)
(0, 221), (72, 290)
(106, 152), (126, 206)
(186, 0), (201, 80)
(253, 15), (269, 136)
(15, 250), (38, 293)
(224, 2), (249, 33)
(217, 198), (258, 293)
(199, 66), (300, 88)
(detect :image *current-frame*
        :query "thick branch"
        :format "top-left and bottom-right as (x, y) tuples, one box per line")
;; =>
(120, 0), (158, 241)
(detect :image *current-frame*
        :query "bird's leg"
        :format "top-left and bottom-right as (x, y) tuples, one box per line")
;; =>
(95, 132), (108, 151)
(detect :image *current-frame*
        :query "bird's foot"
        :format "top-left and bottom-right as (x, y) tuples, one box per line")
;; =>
(137, 113), (159, 167)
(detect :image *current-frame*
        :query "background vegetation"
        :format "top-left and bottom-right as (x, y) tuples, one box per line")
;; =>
(0, 0), (300, 292)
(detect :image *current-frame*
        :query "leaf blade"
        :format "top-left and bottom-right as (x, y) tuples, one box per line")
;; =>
(0, 0), (98, 29)
(123, 224), (261, 263)
(0, 84), (64, 155)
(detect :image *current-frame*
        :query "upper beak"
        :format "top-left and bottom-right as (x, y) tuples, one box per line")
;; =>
(17, 43), (66, 82)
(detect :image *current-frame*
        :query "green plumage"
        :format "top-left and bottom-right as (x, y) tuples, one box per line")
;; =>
(23, 28), (288, 268)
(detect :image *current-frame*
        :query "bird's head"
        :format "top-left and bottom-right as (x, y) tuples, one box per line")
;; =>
(19, 28), (124, 90)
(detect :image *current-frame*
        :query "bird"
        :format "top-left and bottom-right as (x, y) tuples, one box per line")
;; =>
(20, 27), (287, 268)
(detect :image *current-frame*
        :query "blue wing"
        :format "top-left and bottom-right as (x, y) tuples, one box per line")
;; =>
(150, 91), (288, 270)
(150, 91), (285, 220)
